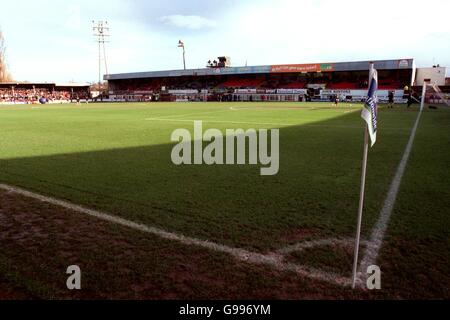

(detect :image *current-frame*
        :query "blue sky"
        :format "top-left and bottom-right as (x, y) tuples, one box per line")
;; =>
(0, 0), (449, 83)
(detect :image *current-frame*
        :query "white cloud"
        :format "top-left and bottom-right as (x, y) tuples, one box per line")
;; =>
(159, 15), (217, 30)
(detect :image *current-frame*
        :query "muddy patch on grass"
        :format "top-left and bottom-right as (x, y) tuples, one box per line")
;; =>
(278, 227), (326, 244)
(377, 235), (450, 299)
(283, 241), (362, 278)
(0, 189), (373, 299)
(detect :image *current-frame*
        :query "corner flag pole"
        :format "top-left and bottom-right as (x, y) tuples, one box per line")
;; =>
(351, 62), (374, 289)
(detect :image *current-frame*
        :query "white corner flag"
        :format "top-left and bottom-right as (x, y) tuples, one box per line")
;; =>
(361, 67), (378, 147)
(352, 63), (378, 288)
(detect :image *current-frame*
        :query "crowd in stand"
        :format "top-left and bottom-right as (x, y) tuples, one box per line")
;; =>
(111, 71), (408, 95)
(0, 88), (90, 103)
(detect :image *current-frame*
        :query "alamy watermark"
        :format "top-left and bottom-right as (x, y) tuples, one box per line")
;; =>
(366, 265), (381, 290)
(66, 265), (81, 290)
(171, 121), (279, 176)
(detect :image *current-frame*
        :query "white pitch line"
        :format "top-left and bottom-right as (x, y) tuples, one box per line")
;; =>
(151, 108), (233, 120)
(278, 238), (369, 255)
(0, 183), (350, 287)
(355, 108), (423, 287)
(229, 106), (252, 111)
(145, 118), (290, 127)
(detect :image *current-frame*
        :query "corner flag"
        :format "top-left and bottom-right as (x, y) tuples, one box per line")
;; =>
(361, 67), (378, 147)
(352, 63), (378, 288)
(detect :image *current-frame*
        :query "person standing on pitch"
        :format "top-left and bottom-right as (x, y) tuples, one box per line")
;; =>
(334, 94), (339, 107)
(407, 91), (413, 108)
(388, 90), (394, 108)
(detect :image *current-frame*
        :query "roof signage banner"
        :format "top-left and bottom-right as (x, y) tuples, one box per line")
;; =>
(105, 59), (412, 81)
(270, 63), (334, 73)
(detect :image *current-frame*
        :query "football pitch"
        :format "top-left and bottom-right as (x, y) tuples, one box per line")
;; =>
(0, 102), (448, 299)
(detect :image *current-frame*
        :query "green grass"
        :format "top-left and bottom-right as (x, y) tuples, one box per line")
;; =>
(0, 102), (427, 249)
(0, 101), (449, 298)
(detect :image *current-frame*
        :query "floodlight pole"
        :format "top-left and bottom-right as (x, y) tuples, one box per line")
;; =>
(179, 40), (186, 70)
(183, 46), (186, 70)
(93, 20), (110, 93)
(103, 40), (109, 76)
(98, 40), (101, 89)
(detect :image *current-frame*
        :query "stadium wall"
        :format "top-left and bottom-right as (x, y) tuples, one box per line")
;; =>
(416, 67), (447, 86)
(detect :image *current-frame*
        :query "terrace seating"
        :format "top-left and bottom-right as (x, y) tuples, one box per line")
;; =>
(328, 82), (358, 89)
(378, 79), (403, 90)
(282, 81), (307, 89)
(217, 78), (264, 88)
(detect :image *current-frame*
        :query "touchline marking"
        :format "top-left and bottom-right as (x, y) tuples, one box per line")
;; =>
(0, 183), (350, 287)
(151, 108), (234, 120)
(229, 106), (252, 111)
(146, 118), (290, 127)
(355, 108), (423, 287)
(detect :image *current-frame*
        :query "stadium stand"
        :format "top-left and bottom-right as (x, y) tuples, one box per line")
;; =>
(217, 78), (265, 89)
(0, 83), (90, 103)
(105, 59), (420, 102)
